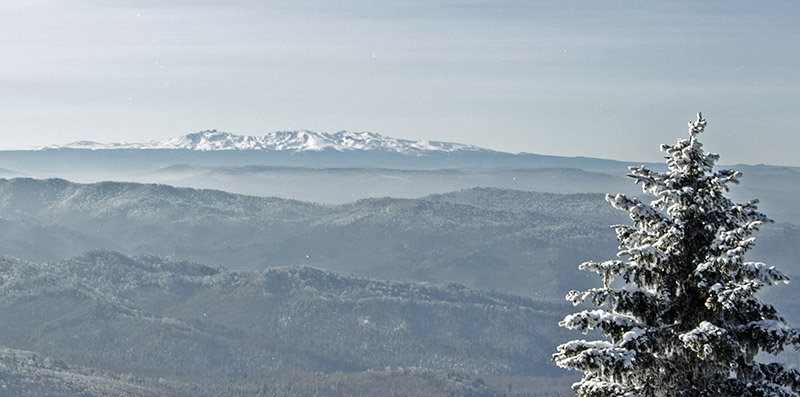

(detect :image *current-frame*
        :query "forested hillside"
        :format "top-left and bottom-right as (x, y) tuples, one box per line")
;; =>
(0, 179), (628, 297)
(1, 178), (796, 300)
(0, 250), (573, 395)
(0, 178), (795, 394)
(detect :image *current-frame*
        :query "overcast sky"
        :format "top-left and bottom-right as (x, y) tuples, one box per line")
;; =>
(2, 1), (798, 165)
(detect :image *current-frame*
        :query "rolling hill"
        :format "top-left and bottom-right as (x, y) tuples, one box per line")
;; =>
(0, 250), (573, 394)
(0, 178), (630, 298)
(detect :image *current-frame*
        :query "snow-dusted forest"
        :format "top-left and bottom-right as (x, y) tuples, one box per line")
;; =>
(0, 119), (797, 395)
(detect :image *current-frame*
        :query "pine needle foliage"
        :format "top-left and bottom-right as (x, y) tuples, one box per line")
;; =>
(553, 114), (800, 396)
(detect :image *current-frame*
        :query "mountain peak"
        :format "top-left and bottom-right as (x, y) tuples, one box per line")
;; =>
(49, 130), (485, 154)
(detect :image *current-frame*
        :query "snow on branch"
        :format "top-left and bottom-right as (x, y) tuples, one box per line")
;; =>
(679, 321), (731, 359)
(554, 340), (636, 372)
(560, 309), (640, 338)
(573, 378), (635, 397)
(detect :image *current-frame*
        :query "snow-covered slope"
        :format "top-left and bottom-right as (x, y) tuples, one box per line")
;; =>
(50, 130), (485, 154)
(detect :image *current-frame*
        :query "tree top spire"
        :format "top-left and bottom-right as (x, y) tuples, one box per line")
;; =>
(689, 111), (706, 136)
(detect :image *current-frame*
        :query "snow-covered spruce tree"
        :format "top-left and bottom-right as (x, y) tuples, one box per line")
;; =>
(553, 113), (800, 396)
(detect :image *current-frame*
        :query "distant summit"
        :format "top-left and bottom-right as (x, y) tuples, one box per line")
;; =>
(48, 129), (486, 155)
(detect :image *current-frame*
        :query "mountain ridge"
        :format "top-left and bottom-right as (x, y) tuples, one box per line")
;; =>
(47, 129), (486, 155)
(24, 129), (800, 170)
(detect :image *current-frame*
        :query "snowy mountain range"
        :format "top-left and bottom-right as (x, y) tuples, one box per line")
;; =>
(49, 129), (485, 154)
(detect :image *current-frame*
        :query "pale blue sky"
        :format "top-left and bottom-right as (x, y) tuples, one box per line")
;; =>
(1, 1), (798, 165)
